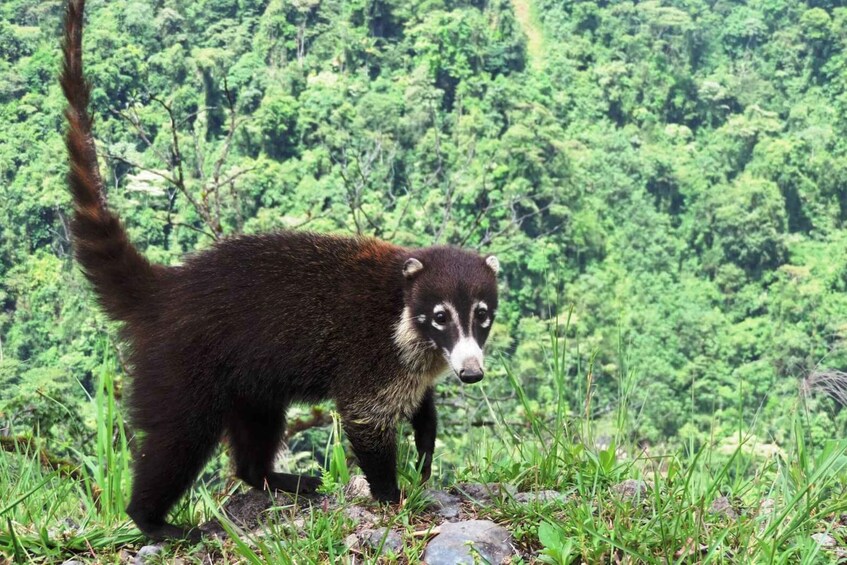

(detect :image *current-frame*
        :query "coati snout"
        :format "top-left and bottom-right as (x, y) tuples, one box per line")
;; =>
(60, 0), (500, 542)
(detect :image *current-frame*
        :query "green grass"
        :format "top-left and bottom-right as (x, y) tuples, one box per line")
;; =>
(2, 347), (847, 563)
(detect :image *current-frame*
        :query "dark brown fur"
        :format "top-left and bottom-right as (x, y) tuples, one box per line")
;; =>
(61, 0), (498, 541)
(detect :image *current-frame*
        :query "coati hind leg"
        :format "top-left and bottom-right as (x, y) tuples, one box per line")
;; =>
(228, 401), (321, 494)
(126, 419), (221, 542)
(410, 387), (437, 482)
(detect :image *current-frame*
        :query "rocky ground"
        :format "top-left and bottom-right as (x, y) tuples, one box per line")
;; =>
(55, 476), (847, 564)
(69, 477), (571, 564)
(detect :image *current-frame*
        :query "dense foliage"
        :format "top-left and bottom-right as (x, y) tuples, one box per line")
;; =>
(2, 0), (847, 460)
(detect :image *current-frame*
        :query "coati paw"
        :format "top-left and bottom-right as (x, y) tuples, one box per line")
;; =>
(265, 472), (322, 494)
(139, 522), (205, 543)
(372, 487), (402, 504)
(293, 474), (322, 494)
(417, 454), (433, 483)
(420, 465), (432, 483)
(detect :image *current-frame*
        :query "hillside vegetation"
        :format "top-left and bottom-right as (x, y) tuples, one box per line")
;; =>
(2, 0), (847, 562)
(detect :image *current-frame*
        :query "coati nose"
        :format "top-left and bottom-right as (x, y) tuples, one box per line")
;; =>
(459, 368), (484, 384)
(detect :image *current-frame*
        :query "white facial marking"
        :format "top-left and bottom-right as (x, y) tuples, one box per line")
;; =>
(393, 306), (446, 375)
(473, 300), (492, 329)
(415, 314), (427, 324)
(394, 307), (419, 353)
(432, 304), (447, 330)
(442, 302), (466, 335)
(437, 301), (483, 374)
(449, 337), (484, 375)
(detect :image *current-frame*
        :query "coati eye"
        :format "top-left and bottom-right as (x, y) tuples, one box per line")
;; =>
(476, 307), (488, 320)
(433, 311), (448, 325)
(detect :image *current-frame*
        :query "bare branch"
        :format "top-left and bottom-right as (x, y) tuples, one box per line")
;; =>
(171, 222), (218, 241)
(103, 152), (177, 186)
(108, 105), (170, 165)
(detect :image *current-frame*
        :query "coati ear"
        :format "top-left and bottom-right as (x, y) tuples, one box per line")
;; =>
(485, 255), (500, 275)
(403, 258), (424, 279)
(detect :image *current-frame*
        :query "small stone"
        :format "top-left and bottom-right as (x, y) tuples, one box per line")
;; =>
(453, 482), (517, 503)
(134, 544), (163, 565)
(61, 561), (84, 565)
(291, 516), (306, 530)
(362, 527), (403, 554)
(425, 489), (462, 520)
(759, 498), (775, 516)
(345, 533), (360, 550)
(514, 490), (567, 505)
(812, 533), (837, 548)
(345, 475), (372, 499)
(709, 496), (738, 520)
(611, 479), (647, 501)
(757, 498), (776, 531)
(423, 520), (513, 564)
(344, 504), (380, 525)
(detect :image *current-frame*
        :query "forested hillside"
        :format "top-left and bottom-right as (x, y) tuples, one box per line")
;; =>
(4, 0), (847, 561)
(3, 0), (847, 468)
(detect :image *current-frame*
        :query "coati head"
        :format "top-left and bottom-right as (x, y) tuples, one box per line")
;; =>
(396, 246), (500, 384)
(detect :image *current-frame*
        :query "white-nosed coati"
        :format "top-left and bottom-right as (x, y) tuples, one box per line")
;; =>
(60, 0), (499, 541)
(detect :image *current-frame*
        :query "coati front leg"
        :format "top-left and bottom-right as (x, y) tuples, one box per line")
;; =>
(410, 387), (437, 482)
(343, 417), (401, 503)
(228, 401), (321, 494)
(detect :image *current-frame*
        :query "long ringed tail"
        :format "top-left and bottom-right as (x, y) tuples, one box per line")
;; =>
(61, 0), (159, 322)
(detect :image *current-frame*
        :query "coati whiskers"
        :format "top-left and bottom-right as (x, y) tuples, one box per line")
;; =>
(60, 0), (499, 541)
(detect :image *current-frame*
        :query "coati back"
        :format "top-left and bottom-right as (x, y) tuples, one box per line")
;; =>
(61, 0), (499, 541)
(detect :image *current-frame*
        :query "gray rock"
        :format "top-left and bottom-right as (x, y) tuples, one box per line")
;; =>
(514, 490), (567, 505)
(134, 544), (163, 565)
(61, 561), (84, 565)
(345, 532), (360, 550)
(611, 479), (647, 501)
(757, 498), (776, 532)
(345, 475), (372, 499)
(344, 504), (380, 525)
(345, 528), (403, 556)
(453, 482), (517, 503)
(423, 520), (513, 564)
(425, 489), (462, 520)
(812, 533), (837, 548)
(758, 498), (775, 516)
(709, 496), (738, 520)
(362, 527), (403, 554)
